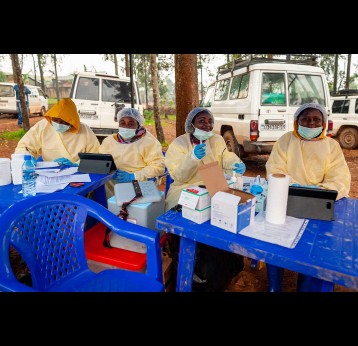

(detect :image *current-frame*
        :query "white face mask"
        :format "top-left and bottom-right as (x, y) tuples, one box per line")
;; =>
(192, 127), (214, 141)
(298, 125), (323, 139)
(118, 127), (137, 140)
(52, 121), (71, 133)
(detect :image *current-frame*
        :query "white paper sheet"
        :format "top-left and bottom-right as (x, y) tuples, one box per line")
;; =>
(19, 181), (69, 194)
(239, 211), (308, 249)
(36, 161), (60, 169)
(37, 174), (91, 185)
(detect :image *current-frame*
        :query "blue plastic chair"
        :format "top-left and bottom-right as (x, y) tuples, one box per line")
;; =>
(0, 193), (164, 292)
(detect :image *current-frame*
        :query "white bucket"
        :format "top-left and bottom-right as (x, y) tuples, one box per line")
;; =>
(0, 158), (12, 186)
(11, 153), (25, 185)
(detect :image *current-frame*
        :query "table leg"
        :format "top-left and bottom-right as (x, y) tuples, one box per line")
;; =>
(297, 274), (334, 292)
(266, 264), (283, 292)
(176, 237), (197, 292)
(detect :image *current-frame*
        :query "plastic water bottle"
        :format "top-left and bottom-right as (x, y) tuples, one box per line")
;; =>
(22, 155), (37, 197)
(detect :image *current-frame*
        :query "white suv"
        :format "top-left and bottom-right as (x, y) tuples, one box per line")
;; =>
(330, 90), (358, 149)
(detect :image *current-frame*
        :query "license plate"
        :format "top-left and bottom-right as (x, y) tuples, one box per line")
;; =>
(261, 124), (286, 130)
(79, 114), (98, 120)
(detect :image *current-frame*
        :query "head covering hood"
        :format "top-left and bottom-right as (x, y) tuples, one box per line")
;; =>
(117, 107), (144, 127)
(185, 107), (214, 134)
(293, 102), (328, 140)
(45, 98), (80, 133)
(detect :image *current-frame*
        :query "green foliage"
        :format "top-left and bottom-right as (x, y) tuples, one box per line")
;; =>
(0, 71), (6, 82)
(0, 128), (26, 140)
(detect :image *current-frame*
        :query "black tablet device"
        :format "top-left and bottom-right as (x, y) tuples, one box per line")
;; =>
(287, 186), (338, 221)
(78, 153), (116, 174)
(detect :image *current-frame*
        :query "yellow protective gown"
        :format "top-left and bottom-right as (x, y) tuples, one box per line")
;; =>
(266, 132), (351, 200)
(99, 131), (165, 197)
(165, 133), (243, 211)
(15, 119), (100, 162)
(15, 98), (100, 162)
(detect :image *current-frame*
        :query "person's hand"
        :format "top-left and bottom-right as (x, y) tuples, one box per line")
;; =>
(193, 143), (206, 160)
(113, 169), (135, 183)
(250, 184), (263, 195)
(233, 162), (246, 175)
(54, 157), (79, 167)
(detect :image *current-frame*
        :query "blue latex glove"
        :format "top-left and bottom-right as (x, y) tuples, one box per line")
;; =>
(113, 169), (135, 183)
(250, 184), (263, 195)
(233, 162), (246, 175)
(193, 143), (206, 160)
(54, 157), (79, 167)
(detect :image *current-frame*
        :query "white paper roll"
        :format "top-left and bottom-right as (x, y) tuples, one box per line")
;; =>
(11, 154), (25, 185)
(265, 173), (290, 224)
(0, 158), (12, 186)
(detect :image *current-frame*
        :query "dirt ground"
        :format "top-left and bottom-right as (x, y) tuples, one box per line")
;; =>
(1, 113), (357, 292)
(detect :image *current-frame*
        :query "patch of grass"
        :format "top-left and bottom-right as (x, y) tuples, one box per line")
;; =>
(144, 114), (176, 126)
(0, 128), (26, 140)
(48, 98), (58, 105)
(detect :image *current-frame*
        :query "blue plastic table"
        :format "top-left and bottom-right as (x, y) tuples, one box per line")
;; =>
(0, 172), (113, 215)
(155, 197), (358, 292)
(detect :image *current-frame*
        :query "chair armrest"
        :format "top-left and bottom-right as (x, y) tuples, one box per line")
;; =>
(0, 279), (38, 292)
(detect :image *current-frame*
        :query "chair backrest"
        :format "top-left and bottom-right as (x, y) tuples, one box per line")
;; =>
(0, 193), (163, 292)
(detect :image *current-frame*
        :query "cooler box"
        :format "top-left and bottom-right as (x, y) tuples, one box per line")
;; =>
(108, 191), (165, 230)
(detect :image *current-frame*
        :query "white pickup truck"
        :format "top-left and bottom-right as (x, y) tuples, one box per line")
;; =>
(330, 90), (358, 149)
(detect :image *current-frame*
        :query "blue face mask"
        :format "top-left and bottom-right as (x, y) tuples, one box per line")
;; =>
(298, 125), (323, 139)
(193, 127), (214, 141)
(118, 127), (137, 140)
(52, 121), (71, 133)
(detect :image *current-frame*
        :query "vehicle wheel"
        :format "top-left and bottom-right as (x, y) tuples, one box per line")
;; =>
(338, 127), (358, 149)
(40, 107), (46, 116)
(223, 130), (243, 157)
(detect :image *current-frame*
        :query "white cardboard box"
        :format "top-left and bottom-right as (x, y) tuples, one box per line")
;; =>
(178, 185), (211, 210)
(182, 206), (211, 224)
(211, 191), (255, 233)
(198, 161), (256, 234)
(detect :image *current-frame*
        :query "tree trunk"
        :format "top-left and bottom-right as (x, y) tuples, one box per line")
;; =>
(333, 54), (339, 94)
(125, 54), (130, 77)
(31, 54), (37, 85)
(114, 54), (119, 75)
(345, 54), (352, 90)
(142, 55), (149, 108)
(10, 54), (30, 130)
(174, 54), (199, 136)
(37, 54), (45, 91)
(52, 54), (60, 101)
(149, 54), (165, 143)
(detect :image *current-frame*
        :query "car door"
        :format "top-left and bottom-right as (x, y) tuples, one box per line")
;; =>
(258, 71), (289, 141)
(100, 78), (132, 129)
(72, 76), (101, 128)
(27, 86), (41, 114)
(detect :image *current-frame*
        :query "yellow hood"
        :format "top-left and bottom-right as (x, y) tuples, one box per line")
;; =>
(45, 98), (80, 133)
